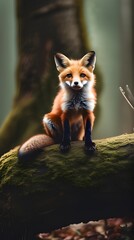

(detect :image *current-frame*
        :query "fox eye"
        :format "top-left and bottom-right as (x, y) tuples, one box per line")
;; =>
(66, 73), (72, 78)
(80, 73), (86, 78)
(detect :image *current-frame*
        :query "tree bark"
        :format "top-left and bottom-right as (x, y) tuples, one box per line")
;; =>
(0, 133), (133, 239)
(0, 0), (103, 156)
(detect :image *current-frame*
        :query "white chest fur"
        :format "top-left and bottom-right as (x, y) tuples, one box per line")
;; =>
(61, 89), (95, 112)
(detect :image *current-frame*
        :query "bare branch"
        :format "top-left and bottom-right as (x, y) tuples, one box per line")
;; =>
(119, 86), (134, 110)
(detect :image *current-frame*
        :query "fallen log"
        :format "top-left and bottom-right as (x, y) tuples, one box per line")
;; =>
(0, 133), (134, 239)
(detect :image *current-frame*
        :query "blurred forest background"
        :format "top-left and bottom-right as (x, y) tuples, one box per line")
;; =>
(0, 0), (133, 142)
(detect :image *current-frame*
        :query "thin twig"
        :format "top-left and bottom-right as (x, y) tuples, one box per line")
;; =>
(126, 85), (134, 104)
(119, 86), (134, 111)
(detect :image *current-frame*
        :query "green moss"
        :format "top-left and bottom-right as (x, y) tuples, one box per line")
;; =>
(0, 133), (133, 238)
(0, 133), (133, 195)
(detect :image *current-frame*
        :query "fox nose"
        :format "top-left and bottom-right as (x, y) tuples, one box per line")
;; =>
(74, 81), (79, 86)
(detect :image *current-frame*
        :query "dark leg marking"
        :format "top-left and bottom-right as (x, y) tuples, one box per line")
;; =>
(60, 119), (71, 153)
(84, 119), (96, 153)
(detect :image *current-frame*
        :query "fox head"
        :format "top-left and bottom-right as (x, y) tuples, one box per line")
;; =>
(54, 52), (96, 91)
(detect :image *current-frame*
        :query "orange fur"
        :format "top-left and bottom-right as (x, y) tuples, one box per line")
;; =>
(43, 52), (97, 143)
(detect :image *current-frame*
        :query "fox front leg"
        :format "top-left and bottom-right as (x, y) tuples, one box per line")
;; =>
(60, 117), (71, 153)
(84, 113), (96, 153)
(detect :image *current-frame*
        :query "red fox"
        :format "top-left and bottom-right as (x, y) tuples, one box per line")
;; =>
(18, 52), (97, 160)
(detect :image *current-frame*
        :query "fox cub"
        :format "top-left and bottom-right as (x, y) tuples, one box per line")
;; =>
(18, 51), (97, 160)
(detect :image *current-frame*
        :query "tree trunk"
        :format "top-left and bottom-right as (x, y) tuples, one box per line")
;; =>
(0, 133), (133, 239)
(0, 0), (102, 156)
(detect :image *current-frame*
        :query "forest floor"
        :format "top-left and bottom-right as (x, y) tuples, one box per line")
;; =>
(37, 218), (134, 240)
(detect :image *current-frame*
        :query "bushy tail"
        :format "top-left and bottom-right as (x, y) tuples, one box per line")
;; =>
(18, 134), (55, 161)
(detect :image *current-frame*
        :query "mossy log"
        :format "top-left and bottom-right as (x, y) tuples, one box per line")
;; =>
(0, 133), (134, 239)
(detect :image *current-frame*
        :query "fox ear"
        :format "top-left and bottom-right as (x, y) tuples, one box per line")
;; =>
(54, 53), (70, 72)
(81, 51), (96, 71)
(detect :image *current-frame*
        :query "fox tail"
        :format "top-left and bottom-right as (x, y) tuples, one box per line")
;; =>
(18, 134), (55, 161)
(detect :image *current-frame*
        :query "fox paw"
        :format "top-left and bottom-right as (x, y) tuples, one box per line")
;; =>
(60, 142), (71, 153)
(84, 142), (96, 154)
